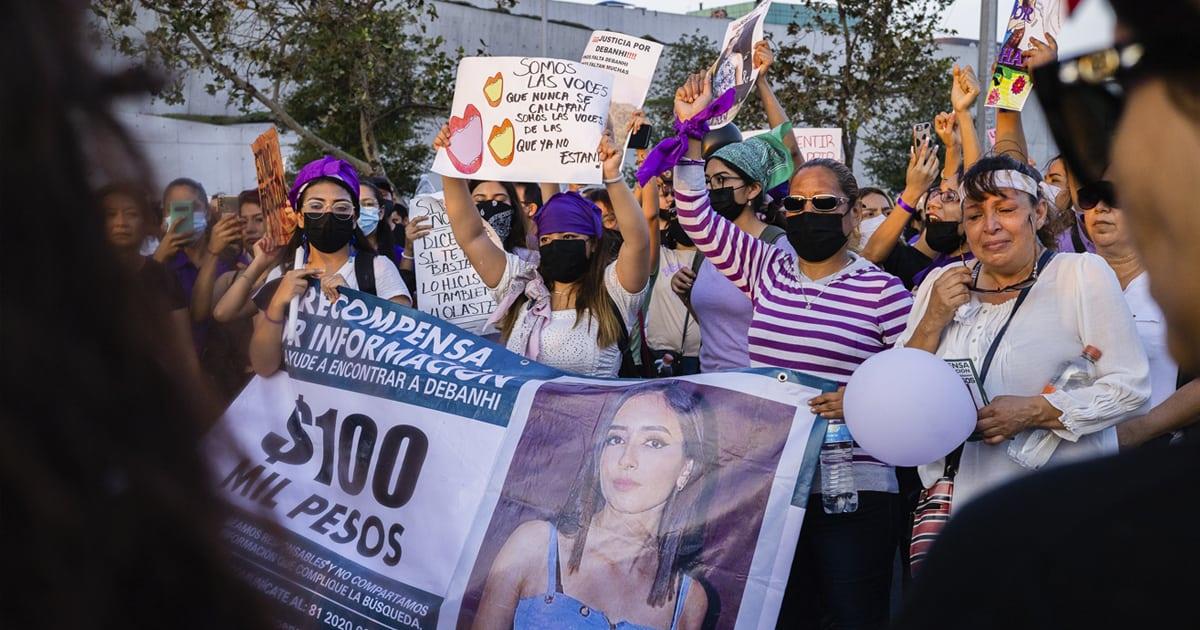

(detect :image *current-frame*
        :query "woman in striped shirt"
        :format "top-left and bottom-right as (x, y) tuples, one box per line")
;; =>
(671, 73), (913, 628)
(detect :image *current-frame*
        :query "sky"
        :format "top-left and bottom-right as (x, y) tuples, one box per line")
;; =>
(561, 0), (1115, 56)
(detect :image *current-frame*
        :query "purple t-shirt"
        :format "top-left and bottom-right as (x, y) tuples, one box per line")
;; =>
(1055, 219), (1096, 254)
(167, 250), (236, 354)
(690, 231), (794, 372)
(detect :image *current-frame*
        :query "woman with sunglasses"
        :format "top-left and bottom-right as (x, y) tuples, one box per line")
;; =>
(249, 156), (412, 377)
(670, 72), (913, 628)
(1072, 180), (1200, 448)
(897, 155), (1149, 509)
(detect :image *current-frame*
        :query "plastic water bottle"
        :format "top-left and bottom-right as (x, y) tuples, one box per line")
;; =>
(1043, 345), (1102, 394)
(820, 420), (859, 514)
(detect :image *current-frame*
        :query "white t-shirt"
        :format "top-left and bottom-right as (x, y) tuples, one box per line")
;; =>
(491, 252), (645, 377)
(263, 253), (411, 302)
(645, 247), (702, 357)
(1124, 273), (1178, 410)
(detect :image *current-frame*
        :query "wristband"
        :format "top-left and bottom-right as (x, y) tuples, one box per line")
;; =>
(603, 175), (624, 184)
(263, 310), (285, 325)
(896, 196), (917, 215)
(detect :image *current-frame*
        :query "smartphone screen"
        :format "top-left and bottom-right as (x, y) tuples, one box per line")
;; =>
(168, 200), (194, 234)
(628, 124), (653, 150)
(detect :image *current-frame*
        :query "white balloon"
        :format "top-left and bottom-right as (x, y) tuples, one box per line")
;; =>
(843, 348), (976, 467)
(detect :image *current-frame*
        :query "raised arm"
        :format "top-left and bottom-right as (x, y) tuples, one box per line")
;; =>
(601, 132), (651, 294)
(753, 40), (802, 168)
(861, 141), (939, 263)
(672, 73), (775, 299)
(933, 112), (961, 181)
(190, 213), (242, 323)
(950, 64), (983, 170)
(433, 123), (509, 288)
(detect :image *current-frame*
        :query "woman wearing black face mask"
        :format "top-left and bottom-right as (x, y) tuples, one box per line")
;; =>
(669, 72), (916, 629)
(249, 156), (412, 377)
(433, 124), (650, 377)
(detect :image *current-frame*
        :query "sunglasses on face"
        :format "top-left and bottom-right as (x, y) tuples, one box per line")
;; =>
(1076, 181), (1118, 211)
(1033, 42), (1173, 186)
(782, 194), (849, 215)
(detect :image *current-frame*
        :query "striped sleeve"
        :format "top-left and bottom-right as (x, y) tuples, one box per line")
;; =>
(873, 274), (915, 347)
(672, 162), (773, 299)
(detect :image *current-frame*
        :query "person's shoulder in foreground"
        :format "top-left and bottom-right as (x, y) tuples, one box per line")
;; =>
(893, 438), (1200, 629)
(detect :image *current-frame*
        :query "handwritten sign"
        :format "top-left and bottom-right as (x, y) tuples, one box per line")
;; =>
(709, 0), (773, 128)
(432, 57), (613, 184)
(410, 195), (500, 334)
(988, 0), (1065, 111)
(744, 127), (844, 162)
(251, 128), (297, 245)
(580, 31), (663, 153)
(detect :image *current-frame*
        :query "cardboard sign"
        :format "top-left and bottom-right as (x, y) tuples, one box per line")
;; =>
(580, 31), (663, 152)
(251, 128), (297, 245)
(988, 0), (1065, 111)
(409, 194), (500, 334)
(709, 0), (773, 129)
(432, 57), (614, 184)
(744, 127), (844, 162)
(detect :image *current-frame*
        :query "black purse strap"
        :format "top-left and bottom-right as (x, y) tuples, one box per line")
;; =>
(945, 249), (1055, 476)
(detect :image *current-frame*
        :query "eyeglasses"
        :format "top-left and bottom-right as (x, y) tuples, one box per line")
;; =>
(303, 199), (356, 221)
(1076, 181), (1117, 211)
(969, 257), (1044, 293)
(705, 173), (744, 189)
(781, 195), (849, 215)
(1033, 42), (1155, 186)
(928, 189), (961, 204)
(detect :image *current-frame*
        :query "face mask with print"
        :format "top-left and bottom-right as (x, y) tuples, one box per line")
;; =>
(477, 200), (514, 242)
(358, 206), (381, 236)
(538, 239), (590, 285)
(708, 187), (745, 221)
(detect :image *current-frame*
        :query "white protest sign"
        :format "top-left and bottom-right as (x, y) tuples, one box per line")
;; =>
(432, 57), (613, 184)
(745, 127), (844, 162)
(709, 0), (773, 129)
(409, 194), (500, 335)
(580, 31), (663, 151)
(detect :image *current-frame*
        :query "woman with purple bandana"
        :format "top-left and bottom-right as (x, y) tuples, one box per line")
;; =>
(432, 127), (651, 377)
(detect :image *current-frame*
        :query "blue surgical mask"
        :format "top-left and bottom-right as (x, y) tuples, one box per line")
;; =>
(358, 206), (381, 236)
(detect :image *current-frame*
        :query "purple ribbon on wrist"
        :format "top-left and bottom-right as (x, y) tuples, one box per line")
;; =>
(636, 88), (737, 186)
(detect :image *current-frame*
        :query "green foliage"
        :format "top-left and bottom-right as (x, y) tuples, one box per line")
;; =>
(91, 0), (465, 192)
(771, 0), (955, 181)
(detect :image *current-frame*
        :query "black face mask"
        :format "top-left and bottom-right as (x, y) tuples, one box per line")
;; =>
(786, 212), (848, 262)
(539, 239), (590, 285)
(477, 200), (514, 243)
(709, 187), (745, 221)
(664, 218), (693, 249)
(304, 213), (355, 253)
(925, 220), (964, 255)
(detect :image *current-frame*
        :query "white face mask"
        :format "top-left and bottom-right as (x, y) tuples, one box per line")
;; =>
(858, 213), (888, 243)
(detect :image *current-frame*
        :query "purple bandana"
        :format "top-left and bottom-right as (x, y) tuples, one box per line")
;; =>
(533, 192), (603, 238)
(636, 88), (737, 186)
(288, 156), (361, 209)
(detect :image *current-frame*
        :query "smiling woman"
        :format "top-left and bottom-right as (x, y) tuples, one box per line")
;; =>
(472, 382), (715, 630)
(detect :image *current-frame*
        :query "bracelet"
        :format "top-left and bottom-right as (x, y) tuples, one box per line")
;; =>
(401, 251), (414, 260)
(602, 175), (624, 184)
(678, 158), (704, 166)
(263, 310), (285, 325)
(896, 196), (917, 215)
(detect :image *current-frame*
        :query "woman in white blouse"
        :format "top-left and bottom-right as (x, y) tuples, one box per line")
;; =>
(433, 125), (650, 377)
(898, 155), (1150, 509)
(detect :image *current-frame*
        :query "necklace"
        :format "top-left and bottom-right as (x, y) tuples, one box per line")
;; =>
(798, 256), (852, 309)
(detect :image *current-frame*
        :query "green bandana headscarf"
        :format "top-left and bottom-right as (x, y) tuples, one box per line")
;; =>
(711, 122), (794, 190)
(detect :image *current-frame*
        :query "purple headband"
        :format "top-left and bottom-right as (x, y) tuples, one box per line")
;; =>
(288, 155), (361, 209)
(534, 192), (603, 238)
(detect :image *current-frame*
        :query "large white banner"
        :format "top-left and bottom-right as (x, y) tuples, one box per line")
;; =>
(432, 57), (614, 185)
(581, 31), (664, 153)
(209, 286), (832, 629)
(745, 127), (844, 162)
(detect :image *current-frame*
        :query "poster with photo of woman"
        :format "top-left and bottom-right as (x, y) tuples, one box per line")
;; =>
(709, 0), (773, 129)
(447, 370), (828, 630)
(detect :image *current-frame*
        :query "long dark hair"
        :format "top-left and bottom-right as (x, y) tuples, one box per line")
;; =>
(557, 381), (718, 607)
(1, 2), (274, 626)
